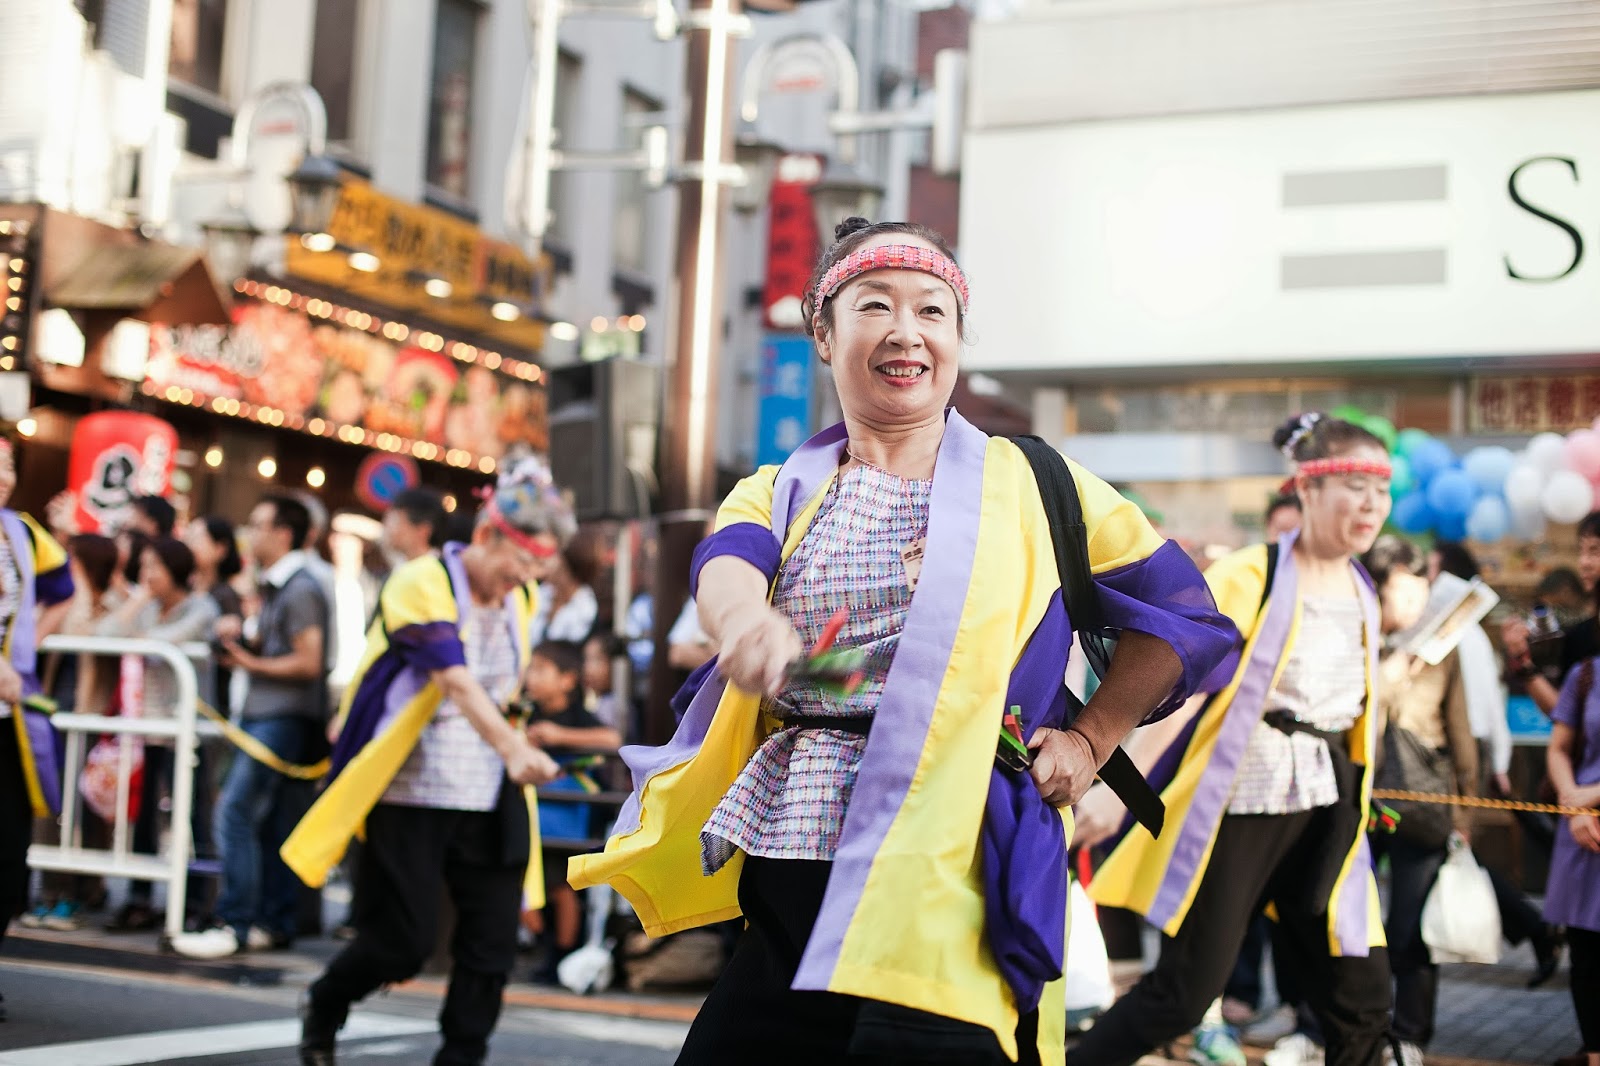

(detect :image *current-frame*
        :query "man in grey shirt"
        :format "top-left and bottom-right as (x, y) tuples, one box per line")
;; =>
(173, 495), (328, 959)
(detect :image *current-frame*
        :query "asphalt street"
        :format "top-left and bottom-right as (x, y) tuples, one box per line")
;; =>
(0, 959), (685, 1066)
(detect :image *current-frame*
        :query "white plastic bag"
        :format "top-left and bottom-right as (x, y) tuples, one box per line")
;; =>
(1065, 880), (1116, 1012)
(1420, 838), (1502, 964)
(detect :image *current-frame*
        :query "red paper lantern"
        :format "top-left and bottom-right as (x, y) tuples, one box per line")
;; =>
(68, 412), (179, 533)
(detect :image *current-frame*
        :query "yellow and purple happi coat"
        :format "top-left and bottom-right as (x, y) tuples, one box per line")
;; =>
(1091, 530), (1387, 956)
(3, 509), (74, 817)
(570, 413), (1235, 1064)
(280, 544), (547, 906)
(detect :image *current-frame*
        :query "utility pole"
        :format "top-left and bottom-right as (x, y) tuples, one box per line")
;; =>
(648, 0), (744, 744)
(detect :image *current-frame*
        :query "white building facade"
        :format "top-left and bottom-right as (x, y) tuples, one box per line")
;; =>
(962, 0), (1600, 544)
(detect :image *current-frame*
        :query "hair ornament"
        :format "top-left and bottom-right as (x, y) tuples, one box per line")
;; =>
(1281, 412), (1323, 459)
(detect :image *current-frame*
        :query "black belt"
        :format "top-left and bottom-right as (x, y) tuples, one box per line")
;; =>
(1263, 710), (1345, 742)
(782, 715), (873, 736)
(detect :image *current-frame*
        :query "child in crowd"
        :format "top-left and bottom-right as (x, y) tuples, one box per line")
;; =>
(521, 640), (622, 982)
(582, 632), (629, 737)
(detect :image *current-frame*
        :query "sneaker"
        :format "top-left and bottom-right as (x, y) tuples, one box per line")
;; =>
(1384, 1041), (1425, 1066)
(1264, 1032), (1326, 1066)
(1221, 997), (1257, 1026)
(104, 901), (160, 932)
(1244, 1005), (1300, 1047)
(170, 925), (242, 959)
(1190, 1022), (1248, 1066)
(41, 901), (85, 932)
(17, 904), (50, 929)
(244, 926), (293, 951)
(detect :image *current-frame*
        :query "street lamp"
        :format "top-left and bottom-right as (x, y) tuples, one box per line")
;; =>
(809, 158), (884, 237)
(286, 153), (344, 239)
(200, 202), (261, 288)
(201, 82), (342, 281)
(731, 122), (785, 214)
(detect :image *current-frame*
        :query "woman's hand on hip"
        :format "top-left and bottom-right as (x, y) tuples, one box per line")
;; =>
(717, 602), (803, 698)
(1028, 727), (1099, 808)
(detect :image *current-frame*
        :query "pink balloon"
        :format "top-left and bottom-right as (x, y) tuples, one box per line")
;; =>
(1566, 429), (1600, 479)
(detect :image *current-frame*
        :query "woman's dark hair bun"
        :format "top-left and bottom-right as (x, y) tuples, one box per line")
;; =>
(1271, 414), (1310, 452)
(834, 217), (874, 243)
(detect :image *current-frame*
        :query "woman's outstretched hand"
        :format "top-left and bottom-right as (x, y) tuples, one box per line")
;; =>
(1028, 727), (1100, 808)
(717, 601), (804, 698)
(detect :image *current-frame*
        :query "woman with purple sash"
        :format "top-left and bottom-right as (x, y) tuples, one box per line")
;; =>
(570, 219), (1236, 1065)
(1078, 414), (1396, 1066)
(1546, 627), (1600, 1066)
(0, 437), (76, 1020)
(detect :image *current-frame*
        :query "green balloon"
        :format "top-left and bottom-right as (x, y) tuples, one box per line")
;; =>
(1331, 404), (1367, 424)
(1389, 453), (1414, 495)
(1362, 414), (1398, 453)
(1396, 427), (1433, 459)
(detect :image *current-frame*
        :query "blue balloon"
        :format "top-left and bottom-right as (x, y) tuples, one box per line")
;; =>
(1392, 491), (1435, 534)
(1462, 446), (1517, 494)
(1435, 512), (1469, 542)
(1426, 468), (1479, 520)
(1408, 438), (1456, 485)
(1465, 495), (1511, 543)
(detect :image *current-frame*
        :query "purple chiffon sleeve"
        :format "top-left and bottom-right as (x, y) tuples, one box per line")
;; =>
(389, 620), (468, 672)
(1091, 539), (1239, 720)
(690, 522), (780, 599)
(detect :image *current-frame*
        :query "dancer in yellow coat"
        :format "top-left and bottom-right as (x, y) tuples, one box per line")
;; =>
(1073, 413), (1396, 1066)
(286, 457), (572, 1066)
(571, 219), (1236, 1066)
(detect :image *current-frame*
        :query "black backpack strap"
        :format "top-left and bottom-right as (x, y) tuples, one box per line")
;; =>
(1262, 542), (1279, 612)
(1010, 435), (1165, 838)
(1010, 435), (1102, 631)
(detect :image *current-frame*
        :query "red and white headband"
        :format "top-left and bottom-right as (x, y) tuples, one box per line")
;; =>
(814, 244), (969, 322)
(1297, 457), (1393, 480)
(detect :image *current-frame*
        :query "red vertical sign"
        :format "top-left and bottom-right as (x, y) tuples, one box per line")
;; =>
(761, 154), (823, 332)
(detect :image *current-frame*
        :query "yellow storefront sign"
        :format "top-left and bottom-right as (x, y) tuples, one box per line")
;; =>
(285, 179), (549, 351)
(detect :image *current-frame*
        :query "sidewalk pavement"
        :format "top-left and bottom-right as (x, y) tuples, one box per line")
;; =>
(2, 926), (1581, 1062)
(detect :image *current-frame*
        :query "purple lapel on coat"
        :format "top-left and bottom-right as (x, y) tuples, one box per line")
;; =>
(1148, 531), (1301, 932)
(3, 509), (60, 814)
(793, 411), (989, 991)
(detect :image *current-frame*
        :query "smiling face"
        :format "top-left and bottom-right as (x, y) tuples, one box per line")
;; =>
(1296, 442), (1393, 557)
(814, 235), (962, 432)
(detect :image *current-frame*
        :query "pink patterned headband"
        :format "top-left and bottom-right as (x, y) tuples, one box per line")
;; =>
(1298, 457), (1392, 480)
(814, 244), (970, 319)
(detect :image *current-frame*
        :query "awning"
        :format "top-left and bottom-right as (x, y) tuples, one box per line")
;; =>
(47, 242), (231, 326)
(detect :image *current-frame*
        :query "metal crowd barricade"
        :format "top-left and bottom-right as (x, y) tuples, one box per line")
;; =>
(28, 636), (218, 944)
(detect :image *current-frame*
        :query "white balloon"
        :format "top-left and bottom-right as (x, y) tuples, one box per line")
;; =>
(1526, 432), (1570, 474)
(1504, 463), (1546, 511)
(1510, 504), (1547, 541)
(1541, 470), (1597, 524)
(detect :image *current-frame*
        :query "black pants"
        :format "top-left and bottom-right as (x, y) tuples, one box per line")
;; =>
(1072, 811), (1392, 1066)
(1487, 865), (1545, 947)
(1368, 833), (1446, 1046)
(677, 856), (1040, 1066)
(1571, 926), (1600, 1053)
(308, 804), (525, 1066)
(0, 726), (32, 951)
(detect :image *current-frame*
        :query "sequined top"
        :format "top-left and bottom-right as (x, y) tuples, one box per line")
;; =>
(1228, 596), (1367, 815)
(701, 462), (932, 873)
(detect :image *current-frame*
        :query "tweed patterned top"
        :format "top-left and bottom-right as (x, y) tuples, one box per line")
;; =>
(1228, 596), (1366, 815)
(701, 461), (933, 874)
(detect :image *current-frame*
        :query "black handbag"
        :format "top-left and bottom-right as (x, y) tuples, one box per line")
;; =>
(1375, 724), (1456, 851)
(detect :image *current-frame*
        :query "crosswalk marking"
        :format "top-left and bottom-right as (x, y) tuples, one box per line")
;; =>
(0, 1014), (437, 1065)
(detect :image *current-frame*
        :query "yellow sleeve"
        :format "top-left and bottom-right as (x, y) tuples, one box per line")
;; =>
(1065, 458), (1168, 574)
(714, 466), (781, 532)
(379, 556), (460, 632)
(1202, 544), (1270, 638)
(20, 513), (67, 575)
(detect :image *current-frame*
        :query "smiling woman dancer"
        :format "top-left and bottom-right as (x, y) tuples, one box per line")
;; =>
(570, 219), (1236, 1066)
(1074, 413), (1397, 1066)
